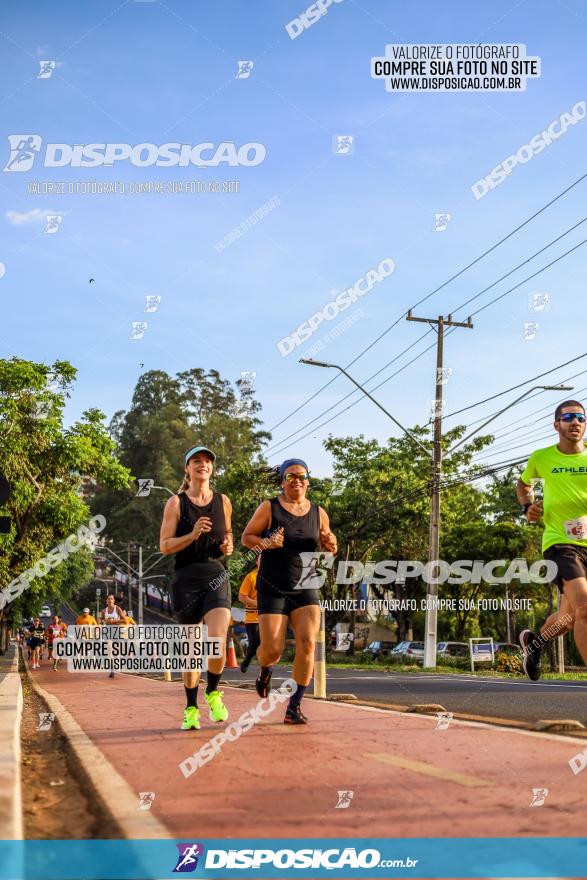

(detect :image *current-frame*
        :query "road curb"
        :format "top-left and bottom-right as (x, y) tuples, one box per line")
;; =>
(311, 694), (587, 737)
(21, 648), (172, 840)
(0, 641), (23, 839)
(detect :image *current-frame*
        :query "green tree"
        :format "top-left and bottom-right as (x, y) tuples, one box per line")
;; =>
(321, 426), (494, 641)
(91, 368), (271, 576)
(0, 358), (130, 644)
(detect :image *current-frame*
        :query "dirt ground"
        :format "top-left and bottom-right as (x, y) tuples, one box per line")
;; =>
(19, 657), (118, 840)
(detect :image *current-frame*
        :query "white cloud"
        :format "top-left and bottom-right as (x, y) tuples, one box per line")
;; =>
(5, 208), (57, 226)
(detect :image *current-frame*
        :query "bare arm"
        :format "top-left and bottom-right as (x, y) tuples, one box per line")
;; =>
(238, 590), (258, 610)
(219, 495), (234, 556)
(516, 478), (542, 522)
(318, 507), (338, 553)
(516, 478), (534, 505)
(159, 495), (212, 555)
(241, 500), (284, 550)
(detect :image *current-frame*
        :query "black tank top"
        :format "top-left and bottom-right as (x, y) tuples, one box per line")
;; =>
(174, 491), (226, 570)
(258, 496), (320, 593)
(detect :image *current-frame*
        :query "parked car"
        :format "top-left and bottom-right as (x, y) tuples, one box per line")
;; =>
(39, 605), (52, 618)
(362, 640), (395, 659)
(437, 641), (469, 658)
(390, 640), (424, 659)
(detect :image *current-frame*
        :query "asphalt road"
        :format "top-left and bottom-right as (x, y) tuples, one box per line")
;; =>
(223, 665), (587, 726)
(54, 603), (587, 726)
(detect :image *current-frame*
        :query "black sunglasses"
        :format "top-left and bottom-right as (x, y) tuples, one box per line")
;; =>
(559, 413), (586, 423)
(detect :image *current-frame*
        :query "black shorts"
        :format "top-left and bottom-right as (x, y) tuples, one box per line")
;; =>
(257, 585), (320, 617)
(29, 637), (44, 649)
(171, 561), (231, 624)
(543, 544), (587, 590)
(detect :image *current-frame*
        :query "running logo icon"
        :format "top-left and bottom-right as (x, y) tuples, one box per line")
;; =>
(335, 790), (354, 809)
(433, 212), (451, 232)
(173, 843), (204, 872)
(522, 321), (539, 341)
(335, 632), (353, 651)
(530, 787), (549, 807)
(3, 135), (42, 172)
(239, 370), (256, 393)
(44, 215), (62, 234)
(293, 552), (335, 590)
(435, 711), (453, 730)
(333, 135), (354, 155)
(37, 712), (55, 731)
(138, 791), (155, 810)
(528, 292), (550, 312)
(136, 478), (155, 497)
(236, 61), (254, 79)
(130, 321), (148, 340)
(145, 295), (161, 313)
(38, 61), (56, 79)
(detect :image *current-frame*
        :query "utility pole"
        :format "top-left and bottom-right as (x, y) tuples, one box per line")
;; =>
(406, 312), (473, 667)
(127, 543), (132, 617)
(138, 545), (144, 625)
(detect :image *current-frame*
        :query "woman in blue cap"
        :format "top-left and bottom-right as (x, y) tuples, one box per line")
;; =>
(241, 458), (337, 724)
(160, 445), (233, 731)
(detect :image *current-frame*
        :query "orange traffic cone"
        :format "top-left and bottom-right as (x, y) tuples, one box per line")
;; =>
(226, 637), (238, 669)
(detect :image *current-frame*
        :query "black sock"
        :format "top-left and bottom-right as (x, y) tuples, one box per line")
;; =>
(288, 683), (307, 711)
(260, 665), (273, 679)
(206, 672), (221, 694)
(184, 685), (198, 708)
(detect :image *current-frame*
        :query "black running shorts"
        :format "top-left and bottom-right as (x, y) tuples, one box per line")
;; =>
(171, 561), (231, 624)
(257, 582), (320, 617)
(543, 543), (587, 590)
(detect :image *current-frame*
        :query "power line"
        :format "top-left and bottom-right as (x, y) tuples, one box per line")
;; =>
(267, 172), (587, 437)
(447, 350), (587, 420)
(266, 239), (587, 458)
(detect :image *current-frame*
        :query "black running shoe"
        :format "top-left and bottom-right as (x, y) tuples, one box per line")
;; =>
(255, 669), (272, 698)
(284, 705), (308, 725)
(519, 629), (542, 681)
(240, 660), (249, 674)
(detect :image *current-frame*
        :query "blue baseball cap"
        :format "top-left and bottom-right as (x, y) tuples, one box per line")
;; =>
(184, 445), (216, 466)
(279, 458), (309, 480)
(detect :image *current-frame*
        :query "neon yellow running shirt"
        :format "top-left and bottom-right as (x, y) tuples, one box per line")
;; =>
(521, 443), (587, 550)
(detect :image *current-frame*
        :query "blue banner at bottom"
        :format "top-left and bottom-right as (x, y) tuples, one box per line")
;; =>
(0, 838), (585, 879)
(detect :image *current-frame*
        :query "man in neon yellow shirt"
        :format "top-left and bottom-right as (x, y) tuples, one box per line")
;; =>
(516, 399), (587, 679)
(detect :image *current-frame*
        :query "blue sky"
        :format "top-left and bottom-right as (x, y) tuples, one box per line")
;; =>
(1, 0), (586, 476)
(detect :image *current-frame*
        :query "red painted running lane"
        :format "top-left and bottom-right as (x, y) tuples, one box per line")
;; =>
(30, 666), (587, 839)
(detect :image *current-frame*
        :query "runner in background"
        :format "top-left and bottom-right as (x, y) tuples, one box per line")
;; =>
(100, 593), (126, 678)
(47, 615), (67, 671)
(160, 445), (234, 731)
(238, 556), (260, 673)
(517, 400), (587, 680)
(242, 459), (338, 724)
(75, 607), (98, 626)
(28, 617), (45, 669)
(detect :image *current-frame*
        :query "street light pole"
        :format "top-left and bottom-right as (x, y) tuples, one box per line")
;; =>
(299, 359), (433, 458)
(300, 357), (573, 670)
(127, 542), (132, 619)
(138, 545), (143, 625)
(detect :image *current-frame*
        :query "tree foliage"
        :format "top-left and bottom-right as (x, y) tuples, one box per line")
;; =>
(0, 358), (130, 635)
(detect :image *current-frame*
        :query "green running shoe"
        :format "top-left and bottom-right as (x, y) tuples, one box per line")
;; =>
(181, 706), (201, 730)
(205, 690), (228, 722)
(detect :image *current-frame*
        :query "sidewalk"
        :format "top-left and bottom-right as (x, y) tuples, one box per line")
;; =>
(24, 662), (587, 841)
(0, 641), (23, 839)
